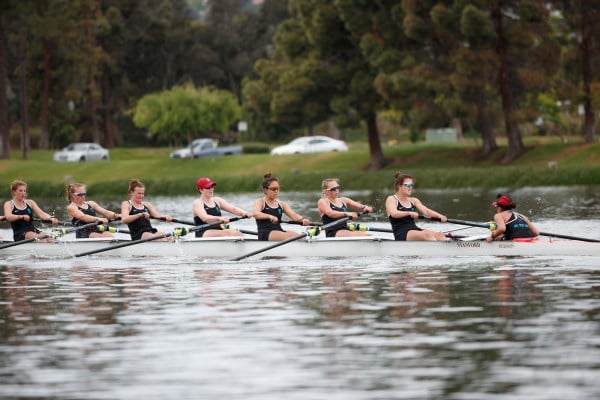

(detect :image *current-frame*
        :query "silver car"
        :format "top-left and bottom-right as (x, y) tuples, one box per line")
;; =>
(270, 136), (349, 155)
(53, 142), (110, 162)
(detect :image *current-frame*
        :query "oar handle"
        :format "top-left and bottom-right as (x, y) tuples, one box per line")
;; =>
(236, 229), (258, 235)
(154, 216), (245, 227)
(283, 211), (368, 227)
(420, 215), (493, 229)
(283, 220), (323, 226)
(152, 216), (196, 226)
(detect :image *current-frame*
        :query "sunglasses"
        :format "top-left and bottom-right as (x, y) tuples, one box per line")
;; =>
(403, 183), (414, 188)
(76, 192), (87, 197)
(327, 186), (340, 192)
(267, 187), (280, 192)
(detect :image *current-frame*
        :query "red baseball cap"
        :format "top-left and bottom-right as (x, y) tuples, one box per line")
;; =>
(196, 177), (216, 190)
(492, 195), (512, 208)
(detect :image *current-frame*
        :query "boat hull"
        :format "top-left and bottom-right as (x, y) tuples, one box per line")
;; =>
(1, 236), (598, 259)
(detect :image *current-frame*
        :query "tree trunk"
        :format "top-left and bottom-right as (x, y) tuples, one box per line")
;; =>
(88, 64), (100, 143)
(491, 3), (523, 162)
(477, 96), (497, 155)
(39, 36), (51, 149)
(451, 118), (463, 140)
(0, 9), (10, 159)
(102, 74), (115, 147)
(366, 112), (384, 170)
(19, 39), (29, 160)
(580, 0), (596, 143)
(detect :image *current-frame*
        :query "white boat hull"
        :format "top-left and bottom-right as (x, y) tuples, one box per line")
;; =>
(1, 236), (598, 259)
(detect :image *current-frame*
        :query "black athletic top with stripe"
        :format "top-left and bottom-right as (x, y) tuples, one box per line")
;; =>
(126, 201), (157, 240)
(388, 196), (422, 241)
(10, 201), (39, 241)
(321, 201), (350, 238)
(72, 203), (98, 239)
(256, 199), (284, 241)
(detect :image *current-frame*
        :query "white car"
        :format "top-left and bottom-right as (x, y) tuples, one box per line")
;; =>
(53, 142), (110, 162)
(270, 136), (348, 155)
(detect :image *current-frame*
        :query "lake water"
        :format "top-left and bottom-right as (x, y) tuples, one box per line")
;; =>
(1, 187), (599, 399)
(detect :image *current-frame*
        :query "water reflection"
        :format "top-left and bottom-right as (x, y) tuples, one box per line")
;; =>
(0, 185), (599, 399)
(4, 258), (598, 399)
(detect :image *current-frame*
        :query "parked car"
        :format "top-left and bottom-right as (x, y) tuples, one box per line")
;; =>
(169, 138), (243, 159)
(270, 135), (348, 155)
(53, 142), (110, 162)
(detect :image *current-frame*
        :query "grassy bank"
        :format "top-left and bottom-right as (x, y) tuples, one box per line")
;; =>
(0, 137), (598, 197)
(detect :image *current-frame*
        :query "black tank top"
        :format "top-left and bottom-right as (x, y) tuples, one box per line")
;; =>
(256, 199), (284, 241)
(194, 201), (222, 237)
(388, 196), (421, 241)
(504, 212), (534, 239)
(10, 201), (37, 241)
(321, 201), (349, 237)
(126, 201), (157, 240)
(72, 203), (98, 239)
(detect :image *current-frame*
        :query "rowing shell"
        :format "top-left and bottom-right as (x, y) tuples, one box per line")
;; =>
(1, 236), (598, 259)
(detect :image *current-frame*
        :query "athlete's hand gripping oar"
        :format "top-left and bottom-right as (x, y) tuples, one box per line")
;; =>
(423, 216), (600, 243)
(74, 216), (247, 257)
(0, 221), (102, 250)
(231, 217), (350, 262)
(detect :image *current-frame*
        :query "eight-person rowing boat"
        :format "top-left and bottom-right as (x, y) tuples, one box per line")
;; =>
(0, 235), (598, 259)
(1, 174), (598, 260)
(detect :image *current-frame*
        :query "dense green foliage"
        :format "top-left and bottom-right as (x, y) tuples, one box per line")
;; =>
(0, 0), (597, 169)
(133, 85), (242, 145)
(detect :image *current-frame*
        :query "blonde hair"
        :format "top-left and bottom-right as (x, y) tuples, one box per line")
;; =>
(10, 180), (27, 193)
(66, 183), (85, 202)
(321, 178), (339, 190)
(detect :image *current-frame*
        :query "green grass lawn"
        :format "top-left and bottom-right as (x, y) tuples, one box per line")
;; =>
(0, 136), (598, 197)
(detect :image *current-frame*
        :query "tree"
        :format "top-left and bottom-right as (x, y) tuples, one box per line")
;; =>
(552, 0), (598, 143)
(244, 0), (386, 169)
(133, 84), (241, 145)
(0, 5), (10, 159)
(429, 3), (500, 155)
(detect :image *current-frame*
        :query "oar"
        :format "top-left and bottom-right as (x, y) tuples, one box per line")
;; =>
(74, 216), (247, 257)
(153, 216), (254, 234)
(0, 221), (102, 250)
(285, 218), (392, 233)
(282, 211), (369, 228)
(231, 217), (350, 261)
(283, 219), (323, 226)
(152, 216), (196, 225)
(423, 216), (600, 243)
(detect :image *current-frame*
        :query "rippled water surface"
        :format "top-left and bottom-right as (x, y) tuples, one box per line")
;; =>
(1, 187), (599, 399)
